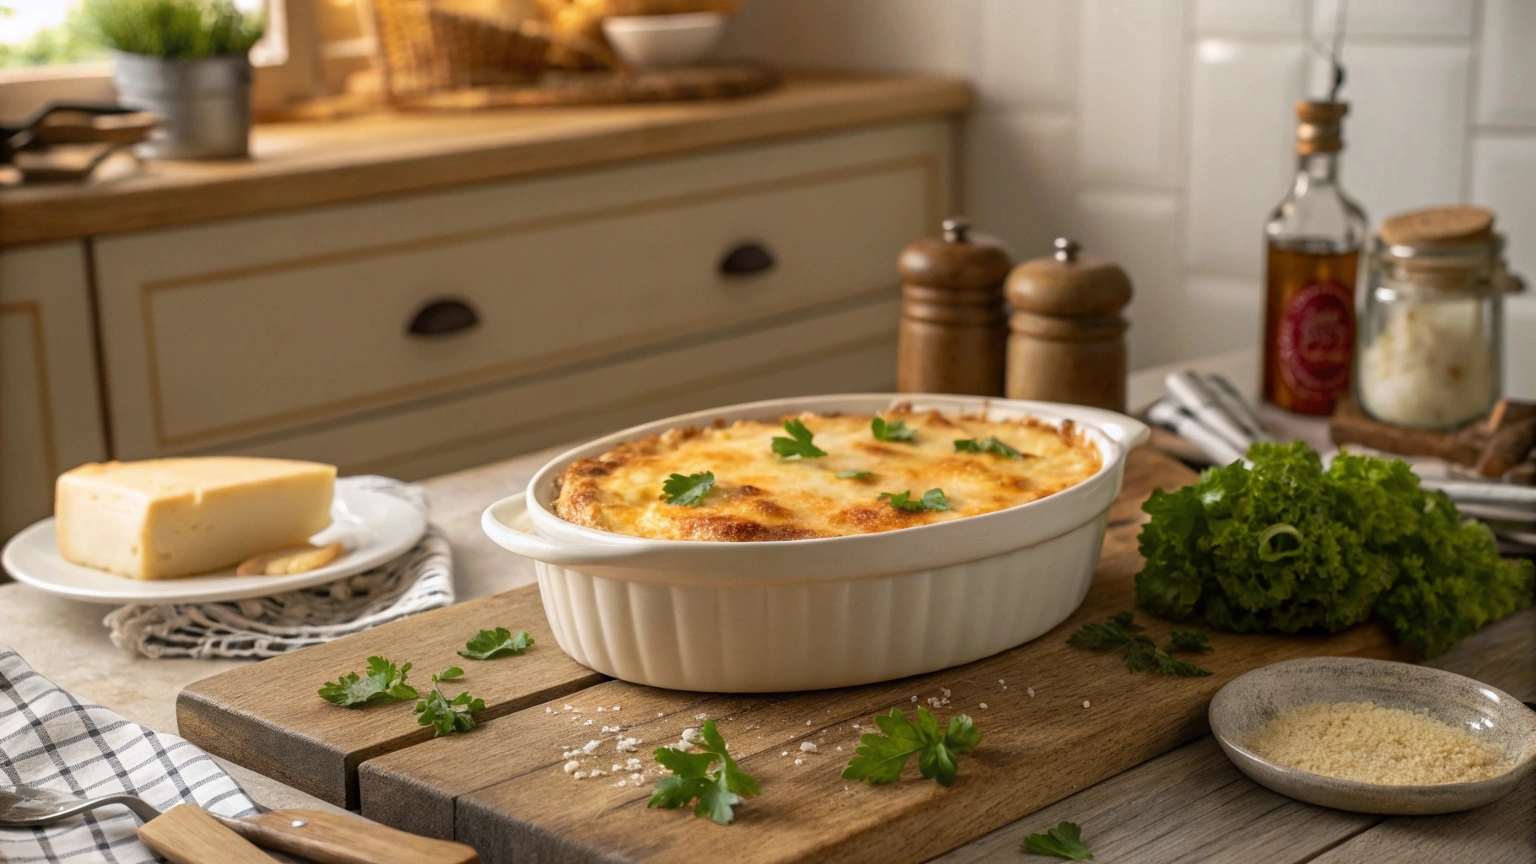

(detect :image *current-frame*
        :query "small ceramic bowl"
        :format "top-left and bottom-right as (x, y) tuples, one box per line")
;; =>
(601, 12), (727, 70)
(1210, 657), (1536, 815)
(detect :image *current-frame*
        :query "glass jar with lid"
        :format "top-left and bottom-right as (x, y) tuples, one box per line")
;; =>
(1356, 205), (1521, 429)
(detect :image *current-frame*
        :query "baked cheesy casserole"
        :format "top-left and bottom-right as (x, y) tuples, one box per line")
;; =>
(553, 407), (1102, 541)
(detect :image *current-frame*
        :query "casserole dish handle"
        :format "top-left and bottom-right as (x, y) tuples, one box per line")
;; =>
(1061, 406), (1150, 449)
(482, 494), (644, 566)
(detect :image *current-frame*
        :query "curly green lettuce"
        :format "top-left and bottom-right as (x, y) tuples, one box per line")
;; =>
(1135, 441), (1532, 658)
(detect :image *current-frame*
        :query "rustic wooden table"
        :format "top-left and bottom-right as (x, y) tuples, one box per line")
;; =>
(1, 357), (1532, 862)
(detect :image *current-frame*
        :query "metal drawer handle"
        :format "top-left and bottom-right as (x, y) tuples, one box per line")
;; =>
(407, 298), (479, 337)
(719, 242), (776, 277)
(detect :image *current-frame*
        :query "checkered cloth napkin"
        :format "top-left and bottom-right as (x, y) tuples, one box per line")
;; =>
(0, 645), (258, 863)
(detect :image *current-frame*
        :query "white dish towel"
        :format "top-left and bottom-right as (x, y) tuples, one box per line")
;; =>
(104, 476), (455, 659)
(0, 645), (259, 863)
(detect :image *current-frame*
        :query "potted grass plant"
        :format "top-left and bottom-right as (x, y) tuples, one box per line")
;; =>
(83, 0), (264, 159)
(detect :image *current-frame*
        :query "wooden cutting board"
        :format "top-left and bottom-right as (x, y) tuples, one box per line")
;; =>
(178, 448), (1407, 862)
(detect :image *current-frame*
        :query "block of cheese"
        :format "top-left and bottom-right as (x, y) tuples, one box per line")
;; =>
(55, 457), (337, 580)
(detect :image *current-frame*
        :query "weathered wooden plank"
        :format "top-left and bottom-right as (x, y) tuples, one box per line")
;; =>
(177, 587), (606, 808)
(929, 737), (1379, 864)
(357, 451), (1408, 863)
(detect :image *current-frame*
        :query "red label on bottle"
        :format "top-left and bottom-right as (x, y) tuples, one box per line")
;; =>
(1277, 280), (1354, 407)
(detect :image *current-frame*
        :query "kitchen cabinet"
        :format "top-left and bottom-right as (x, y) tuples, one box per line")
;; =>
(0, 242), (109, 539)
(91, 120), (949, 478)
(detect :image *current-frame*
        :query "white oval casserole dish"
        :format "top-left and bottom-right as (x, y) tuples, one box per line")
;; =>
(482, 394), (1149, 692)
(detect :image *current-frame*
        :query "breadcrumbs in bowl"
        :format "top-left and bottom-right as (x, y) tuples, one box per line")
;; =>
(1244, 701), (1511, 785)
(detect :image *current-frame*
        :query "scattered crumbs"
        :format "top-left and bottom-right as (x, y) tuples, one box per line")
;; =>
(615, 780), (627, 787)
(545, 707), (554, 714)
(941, 688), (951, 698)
(782, 751), (789, 757)
(601, 725), (621, 733)
(681, 727), (701, 745)
(582, 740), (601, 754)
(1083, 701), (1091, 709)
(979, 703), (988, 710)
(625, 758), (643, 771)
(630, 773), (643, 783)
(589, 769), (606, 778)
(563, 760), (580, 774)
(695, 713), (708, 720)
(617, 737), (640, 753)
(612, 706), (621, 711)
(572, 771), (587, 780)
(910, 695), (918, 703)
(596, 707), (606, 712)
(806, 720), (813, 726)
(657, 712), (664, 717)
(851, 723), (861, 730)
(836, 746), (843, 752)
(794, 758), (804, 765)
(563, 704), (574, 711)
(1027, 687), (1036, 698)
(800, 742), (818, 754)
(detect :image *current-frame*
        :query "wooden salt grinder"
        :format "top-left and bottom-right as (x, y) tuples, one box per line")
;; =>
(1006, 238), (1133, 411)
(896, 217), (1012, 395)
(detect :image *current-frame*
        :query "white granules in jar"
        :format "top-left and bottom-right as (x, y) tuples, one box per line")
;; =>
(1244, 701), (1510, 785)
(1358, 300), (1493, 428)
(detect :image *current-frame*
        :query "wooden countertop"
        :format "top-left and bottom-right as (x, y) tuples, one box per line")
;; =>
(0, 73), (970, 247)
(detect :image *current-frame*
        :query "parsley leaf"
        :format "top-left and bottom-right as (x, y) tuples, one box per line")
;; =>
(771, 418), (828, 459)
(1067, 612), (1211, 677)
(878, 488), (950, 512)
(318, 656), (417, 707)
(841, 706), (979, 787)
(649, 719), (758, 825)
(1168, 630), (1213, 653)
(836, 469), (871, 479)
(662, 471), (715, 506)
(458, 627), (535, 660)
(414, 667), (484, 737)
(871, 417), (916, 442)
(1023, 821), (1094, 860)
(954, 437), (1023, 459)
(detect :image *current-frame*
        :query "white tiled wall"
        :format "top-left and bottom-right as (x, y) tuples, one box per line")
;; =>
(721, 0), (1535, 396)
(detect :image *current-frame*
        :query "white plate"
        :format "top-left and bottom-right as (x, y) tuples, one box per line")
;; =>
(1, 486), (427, 605)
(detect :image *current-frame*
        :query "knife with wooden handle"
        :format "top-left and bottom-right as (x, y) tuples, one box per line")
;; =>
(217, 809), (481, 864)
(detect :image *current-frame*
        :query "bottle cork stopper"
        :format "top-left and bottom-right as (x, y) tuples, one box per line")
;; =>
(1379, 205), (1495, 247)
(1295, 100), (1347, 155)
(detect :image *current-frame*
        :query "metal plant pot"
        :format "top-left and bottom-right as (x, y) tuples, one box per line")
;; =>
(112, 51), (251, 160)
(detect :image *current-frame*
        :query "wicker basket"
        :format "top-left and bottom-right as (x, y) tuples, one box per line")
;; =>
(370, 0), (552, 99)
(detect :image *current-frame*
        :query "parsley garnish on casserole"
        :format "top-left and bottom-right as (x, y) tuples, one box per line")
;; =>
(551, 407), (1102, 541)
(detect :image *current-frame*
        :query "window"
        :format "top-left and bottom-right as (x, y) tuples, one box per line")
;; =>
(0, 0), (320, 119)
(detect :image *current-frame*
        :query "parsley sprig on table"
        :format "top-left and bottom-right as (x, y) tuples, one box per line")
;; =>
(459, 627), (535, 660)
(771, 419), (827, 459)
(414, 667), (484, 737)
(649, 719), (759, 826)
(841, 706), (980, 787)
(954, 436), (1023, 459)
(662, 471), (715, 506)
(1067, 612), (1211, 677)
(879, 488), (950, 512)
(318, 656), (417, 707)
(1168, 630), (1213, 653)
(1023, 821), (1094, 860)
(871, 417), (915, 442)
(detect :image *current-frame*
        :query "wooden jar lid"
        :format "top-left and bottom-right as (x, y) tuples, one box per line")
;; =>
(898, 217), (1012, 291)
(1006, 238), (1132, 317)
(1379, 205), (1495, 247)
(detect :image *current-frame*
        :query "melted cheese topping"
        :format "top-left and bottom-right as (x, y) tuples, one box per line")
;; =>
(553, 409), (1102, 541)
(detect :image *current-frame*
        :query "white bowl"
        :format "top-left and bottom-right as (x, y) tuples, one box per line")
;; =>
(482, 394), (1149, 692)
(600, 12), (727, 70)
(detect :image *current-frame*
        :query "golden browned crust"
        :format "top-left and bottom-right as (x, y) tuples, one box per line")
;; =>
(553, 408), (1101, 541)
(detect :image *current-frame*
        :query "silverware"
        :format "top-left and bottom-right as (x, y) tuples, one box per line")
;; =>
(0, 783), (480, 864)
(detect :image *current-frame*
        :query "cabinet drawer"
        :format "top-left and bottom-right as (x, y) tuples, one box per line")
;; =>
(96, 122), (949, 458)
(199, 296), (900, 482)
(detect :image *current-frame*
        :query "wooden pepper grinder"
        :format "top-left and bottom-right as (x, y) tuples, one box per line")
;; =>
(896, 217), (1012, 395)
(1006, 238), (1133, 411)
